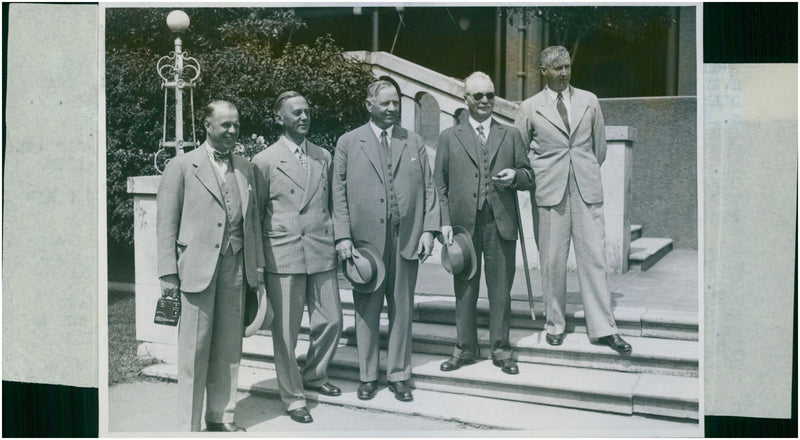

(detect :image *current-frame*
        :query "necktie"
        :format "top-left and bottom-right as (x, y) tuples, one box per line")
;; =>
(380, 130), (389, 153)
(557, 93), (570, 133)
(476, 125), (487, 148)
(294, 148), (308, 170)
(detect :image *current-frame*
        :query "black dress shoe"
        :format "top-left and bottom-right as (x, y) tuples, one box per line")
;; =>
(387, 380), (413, 401)
(206, 422), (246, 432)
(440, 356), (476, 372)
(357, 381), (378, 400)
(304, 382), (342, 396)
(492, 358), (519, 375)
(546, 333), (565, 346)
(599, 334), (632, 353)
(287, 407), (314, 424)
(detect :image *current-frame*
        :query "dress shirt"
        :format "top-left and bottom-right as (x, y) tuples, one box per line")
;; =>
(369, 121), (394, 145)
(205, 142), (231, 181)
(281, 135), (308, 165)
(468, 116), (492, 140)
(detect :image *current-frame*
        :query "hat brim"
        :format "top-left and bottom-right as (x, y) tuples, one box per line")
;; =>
(342, 241), (386, 294)
(450, 225), (478, 280)
(243, 285), (271, 337)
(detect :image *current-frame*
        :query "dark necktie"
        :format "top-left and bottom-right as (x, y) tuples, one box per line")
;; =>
(557, 93), (570, 133)
(476, 125), (487, 148)
(380, 130), (389, 153)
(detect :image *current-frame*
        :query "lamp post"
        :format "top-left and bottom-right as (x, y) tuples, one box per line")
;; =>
(155, 10), (201, 173)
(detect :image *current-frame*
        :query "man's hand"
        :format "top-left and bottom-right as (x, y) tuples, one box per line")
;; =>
(441, 225), (454, 246)
(336, 239), (354, 260)
(492, 168), (516, 188)
(417, 232), (434, 263)
(160, 274), (180, 299)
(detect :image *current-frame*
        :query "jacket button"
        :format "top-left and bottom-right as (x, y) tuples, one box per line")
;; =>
(218, 223), (222, 227)
(215, 244), (220, 249)
(380, 219), (385, 224)
(473, 193), (477, 198)
(325, 229), (328, 234)
(380, 198), (384, 203)
(290, 189), (295, 194)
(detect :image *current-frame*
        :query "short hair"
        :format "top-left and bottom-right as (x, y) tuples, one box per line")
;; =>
(366, 80), (397, 101)
(539, 46), (571, 70)
(204, 100), (237, 122)
(273, 91), (305, 114)
(463, 71), (494, 92)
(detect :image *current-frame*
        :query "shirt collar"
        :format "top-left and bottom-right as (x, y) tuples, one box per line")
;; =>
(369, 121), (393, 142)
(468, 116), (491, 134)
(544, 85), (571, 103)
(205, 141), (230, 160)
(282, 135), (306, 155)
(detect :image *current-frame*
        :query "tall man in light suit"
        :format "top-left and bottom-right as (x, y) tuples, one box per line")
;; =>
(513, 46), (632, 353)
(333, 80), (440, 402)
(252, 91), (343, 424)
(157, 100), (266, 432)
(435, 72), (533, 375)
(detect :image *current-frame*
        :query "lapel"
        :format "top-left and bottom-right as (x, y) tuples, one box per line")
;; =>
(299, 141), (324, 210)
(274, 137), (307, 190)
(485, 119), (507, 163)
(390, 125), (409, 179)
(535, 90), (569, 137)
(231, 154), (250, 220)
(567, 86), (590, 137)
(357, 123), (385, 184)
(192, 143), (224, 208)
(453, 121), (479, 168)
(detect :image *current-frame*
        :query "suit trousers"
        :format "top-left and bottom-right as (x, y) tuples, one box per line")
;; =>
(177, 248), (244, 432)
(353, 222), (419, 382)
(453, 202), (515, 361)
(268, 270), (343, 411)
(534, 164), (618, 339)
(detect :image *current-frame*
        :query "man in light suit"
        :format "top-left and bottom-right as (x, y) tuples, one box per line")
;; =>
(252, 91), (343, 424)
(157, 100), (266, 432)
(513, 46), (632, 353)
(332, 80), (440, 402)
(435, 72), (533, 375)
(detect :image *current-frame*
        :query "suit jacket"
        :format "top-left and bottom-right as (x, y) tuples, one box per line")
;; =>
(434, 119), (533, 241)
(252, 137), (337, 275)
(332, 123), (440, 260)
(157, 143), (265, 293)
(514, 85), (607, 207)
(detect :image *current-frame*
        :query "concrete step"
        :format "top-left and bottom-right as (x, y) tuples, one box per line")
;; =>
(140, 360), (699, 434)
(285, 309), (697, 377)
(629, 238), (674, 271)
(631, 224), (643, 241)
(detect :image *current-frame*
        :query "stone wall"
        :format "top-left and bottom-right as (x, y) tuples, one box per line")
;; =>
(601, 96), (697, 249)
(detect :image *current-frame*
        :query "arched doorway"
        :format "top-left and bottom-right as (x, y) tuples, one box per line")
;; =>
(414, 92), (441, 150)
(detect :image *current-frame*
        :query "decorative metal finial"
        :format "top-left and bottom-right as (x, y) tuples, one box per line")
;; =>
(155, 10), (201, 173)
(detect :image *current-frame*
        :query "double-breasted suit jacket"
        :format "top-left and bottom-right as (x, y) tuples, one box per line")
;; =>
(252, 137), (342, 412)
(514, 85), (607, 207)
(157, 143), (264, 292)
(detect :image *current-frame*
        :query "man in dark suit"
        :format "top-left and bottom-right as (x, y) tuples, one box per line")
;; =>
(434, 72), (533, 375)
(252, 91), (343, 424)
(513, 46), (632, 353)
(157, 100), (266, 432)
(332, 80), (440, 402)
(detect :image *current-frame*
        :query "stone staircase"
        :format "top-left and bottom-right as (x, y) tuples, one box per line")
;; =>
(628, 224), (674, 271)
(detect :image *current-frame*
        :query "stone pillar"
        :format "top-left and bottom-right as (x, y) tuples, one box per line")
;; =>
(601, 126), (637, 274)
(127, 175), (175, 344)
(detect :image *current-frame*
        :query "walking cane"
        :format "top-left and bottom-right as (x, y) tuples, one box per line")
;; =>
(514, 192), (536, 321)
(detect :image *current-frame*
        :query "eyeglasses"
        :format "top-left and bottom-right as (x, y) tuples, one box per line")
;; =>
(468, 92), (495, 101)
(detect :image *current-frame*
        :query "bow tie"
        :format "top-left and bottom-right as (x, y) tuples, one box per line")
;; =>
(213, 150), (231, 162)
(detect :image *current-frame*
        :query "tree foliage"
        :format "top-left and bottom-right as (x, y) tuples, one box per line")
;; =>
(106, 8), (375, 248)
(507, 7), (675, 62)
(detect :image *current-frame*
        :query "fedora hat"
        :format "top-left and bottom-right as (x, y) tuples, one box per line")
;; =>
(441, 225), (478, 280)
(342, 241), (386, 294)
(243, 285), (273, 337)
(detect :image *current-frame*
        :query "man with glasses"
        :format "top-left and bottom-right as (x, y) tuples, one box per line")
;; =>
(513, 46), (632, 353)
(434, 72), (533, 375)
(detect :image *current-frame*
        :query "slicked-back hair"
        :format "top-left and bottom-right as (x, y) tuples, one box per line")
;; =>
(273, 91), (304, 114)
(366, 80), (397, 102)
(464, 71), (494, 93)
(539, 45), (571, 70)
(204, 100), (237, 123)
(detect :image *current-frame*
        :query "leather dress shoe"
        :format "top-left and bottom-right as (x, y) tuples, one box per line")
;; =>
(599, 334), (632, 353)
(287, 407), (313, 424)
(440, 356), (476, 372)
(387, 380), (414, 401)
(304, 382), (342, 396)
(357, 381), (378, 400)
(492, 358), (519, 375)
(206, 422), (246, 432)
(546, 333), (565, 346)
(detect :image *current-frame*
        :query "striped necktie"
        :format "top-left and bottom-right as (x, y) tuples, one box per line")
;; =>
(294, 148), (308, 170)
(557, 93), (570, 133)
(476, 125), (487, 148)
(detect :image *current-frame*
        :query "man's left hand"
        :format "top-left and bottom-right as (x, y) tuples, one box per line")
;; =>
(492, 168), (516, 187)
(417, 232), (434, 263)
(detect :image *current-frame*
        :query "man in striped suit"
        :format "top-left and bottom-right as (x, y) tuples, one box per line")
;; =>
(252, 91), (343, 424)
